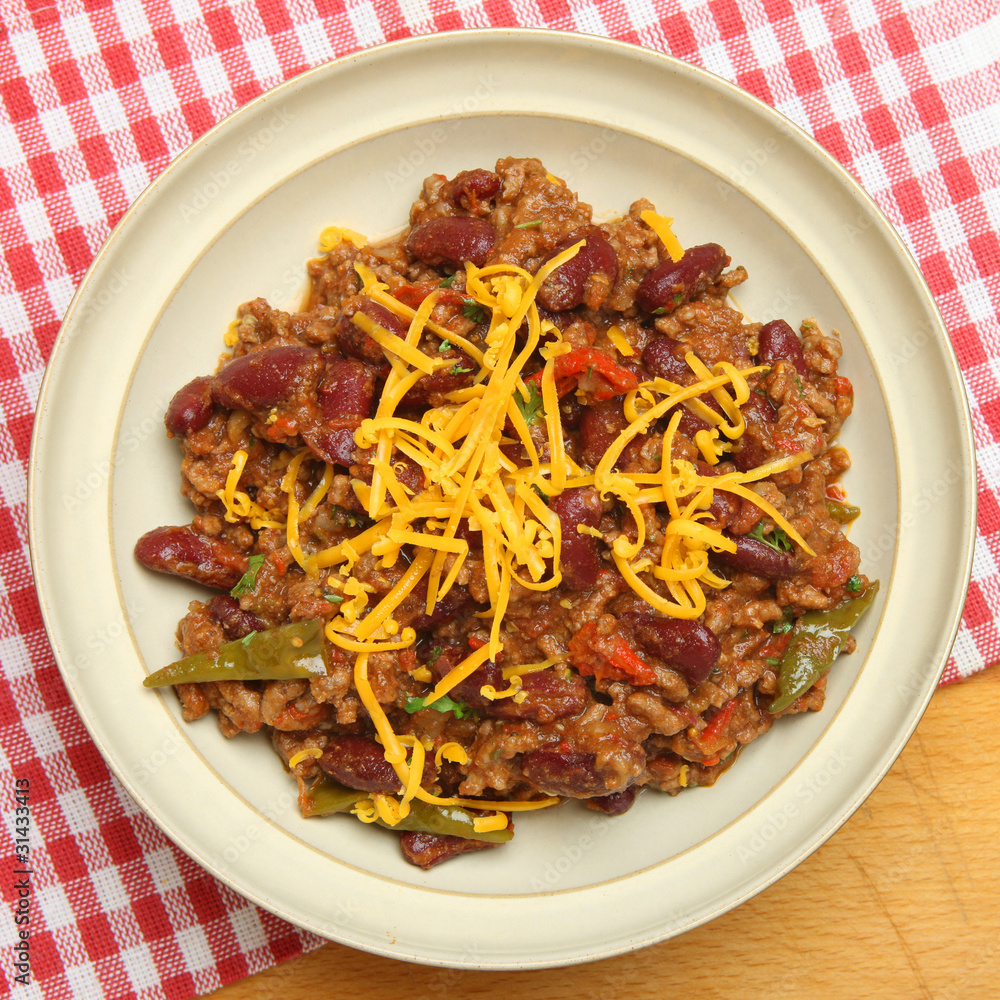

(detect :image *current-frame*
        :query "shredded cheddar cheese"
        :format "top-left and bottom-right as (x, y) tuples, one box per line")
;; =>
(214, 214), (824, 832)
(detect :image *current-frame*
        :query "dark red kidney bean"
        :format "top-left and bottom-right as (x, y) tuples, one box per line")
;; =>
(303, 358), (378, 467)
(642, 336), (691, 382)
(558, 394), (583, 430)
(165, 375), (214, 437)
(732, 391), (776, 472)
(336, 299), (401, 368)
(207, 594), (266, 640)
(453, 517), (484, 551)
(716, 530), (796, 578)
(702, 488), (741, 531)
(211, 345), (322, 412)
(580, 398), (628, 468)
(441, 169), (501, 214)
(619, 613), (721, 685)
(403, 581), (475, 634)
(758, 319), (807, 377)
(319, 358), (377, 422)
(536, 227), (619, 312)
(134, 525), (248, 590)
(400, 830), (503, 869)
(406, 216), (497, 269)
(585, 787), (637, 816)
(319, 735), (434, 794)
(486, 669), (589, 723)
(430, 644), (503, 711)
(636, 243), (730, 314)
(521, 748), (611, 799)
(550, 486), (603, 591)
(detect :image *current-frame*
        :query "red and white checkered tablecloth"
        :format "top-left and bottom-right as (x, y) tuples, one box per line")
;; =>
(1, 1), (998, 997)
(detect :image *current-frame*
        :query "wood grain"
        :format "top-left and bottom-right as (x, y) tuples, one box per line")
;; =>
(205, 666), (1000, 1000)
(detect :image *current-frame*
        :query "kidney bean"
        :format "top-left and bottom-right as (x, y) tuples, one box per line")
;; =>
(453, 517), (484, 551)
(402, 581), (475, 634)
(732, 391), (776, 472)
(441, 168), (501, 215)
(758, 319), (807, 377)
(716, 530), (796, 578)
(319, 735), (434, 793)
(430, 644), (503, 711)
(211, 345), (322, 412)
(585, 787), (637, 816)
(406, 216), (497, 269)
(642, 336), (691, 383)
(558, 394), (583, 430)
(165, 375), (214, 437)
(486, 669), (589, 724)
(619, 613), (720, 685)
(636, 243), (730, 314)
(207, 594), (266, 640)
(303, 358), (377, 466)
(338, 299), (403, 367)
(702, 488), (741, 532)
(580, 398), (628, 468)
(536, 226), (619, 312)
(549, 486), (603, 591)
(134, 525), (248, 590)
(400, 831), (502, 869)
(521, 748), (606, 798)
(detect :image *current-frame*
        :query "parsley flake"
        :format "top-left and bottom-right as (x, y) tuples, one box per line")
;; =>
(404, 693), (472, 719)
(515, 381), (545, 425)
(515, 220), (543, 229)
(846, 574), (863, 594)
(748, 523), (792, 553)
(438, 339), (451, 352)
(230, 554), (265, 598)
(462, 300), (486, 323)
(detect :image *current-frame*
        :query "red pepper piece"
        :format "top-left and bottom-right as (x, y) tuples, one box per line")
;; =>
(568, 621), (657, 686)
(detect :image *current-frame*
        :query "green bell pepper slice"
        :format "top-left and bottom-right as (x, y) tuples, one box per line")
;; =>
(300, 775), (514, 843)
(143, 619), (328, 687)
(769, 581), (879, 713)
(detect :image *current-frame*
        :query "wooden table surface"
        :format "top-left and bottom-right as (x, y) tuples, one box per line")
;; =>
(208, 665), (1000, 1000)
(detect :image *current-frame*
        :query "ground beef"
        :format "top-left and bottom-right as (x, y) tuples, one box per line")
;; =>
(136, 156), (875, 866)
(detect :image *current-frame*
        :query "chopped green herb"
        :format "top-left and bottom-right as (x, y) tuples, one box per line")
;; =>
(514, 381), (544, 425)
(764, 656), (784, 666)
(230, 554), (265, 598)
(462, 300), (486, 323)
(846, 574), (862, 594)
(532, 484), (550, 504)
(240, 630), (258, 646)
(748, 523), (792, 553)
(515, 220), (543, 229)
(450, 363), (475, 375)
(652, 307), (666, 316)
(673, 293), (684, 305)
(438, 339), (451, 352)
(331, 505), (375, 530)
(323, 593), (344, 604)
(771, 608), (795, 634)
(427, 645), (442, 666)
(794, 375), (805, 397)
(439, 274), (456, 287)
(404, 693), (472, 719)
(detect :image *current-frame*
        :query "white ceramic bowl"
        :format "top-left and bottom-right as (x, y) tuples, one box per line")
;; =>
(30, 30), (975, 968)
